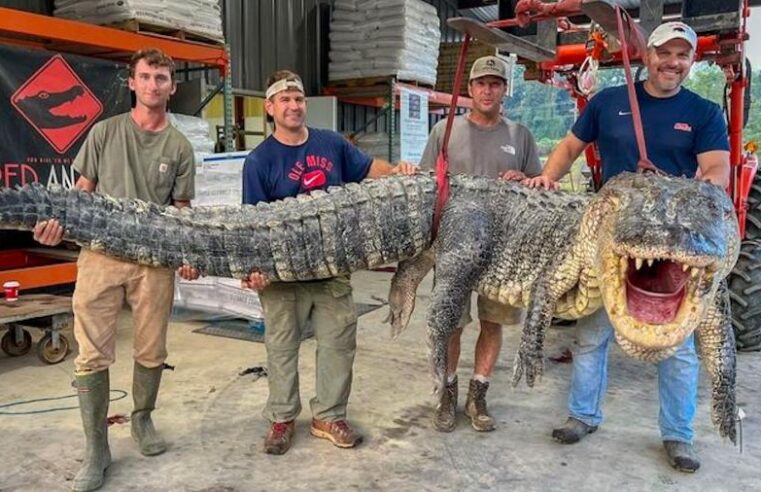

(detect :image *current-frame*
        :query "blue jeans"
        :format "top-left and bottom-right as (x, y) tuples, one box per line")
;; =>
(567, 309), (699, 444)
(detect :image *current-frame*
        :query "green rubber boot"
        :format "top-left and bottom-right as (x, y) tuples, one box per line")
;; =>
(72, 371), (111, 492)
(131, 362), (167, 456)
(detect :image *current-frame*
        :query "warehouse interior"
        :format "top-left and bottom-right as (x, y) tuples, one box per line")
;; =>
(1, 0), (761, 491)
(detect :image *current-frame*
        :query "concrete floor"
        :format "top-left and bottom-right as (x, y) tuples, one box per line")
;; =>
(0, 270), (759, 492)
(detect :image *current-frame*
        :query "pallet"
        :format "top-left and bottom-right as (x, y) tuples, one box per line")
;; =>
(108, 19), (224, 46)
(326, 76), (435, 100)
(327, 76), (434, 90)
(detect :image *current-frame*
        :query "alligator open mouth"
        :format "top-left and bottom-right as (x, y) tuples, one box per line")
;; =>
(602, 251), (716, 349)
(625, 257), (691, 324)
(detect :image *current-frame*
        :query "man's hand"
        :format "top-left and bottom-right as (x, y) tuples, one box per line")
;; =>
(390, 161), (418, 175)
(499, 170), (527, 181)
(522, 175), (560, 191)
(242, 272), (270, 291)
(176, 265), (201, 281)
(33, 220), (65, 246)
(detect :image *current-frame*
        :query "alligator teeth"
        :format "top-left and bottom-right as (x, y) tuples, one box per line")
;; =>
(690, 267), (701, 279)
(646, 258), (654, 267)
(682, 263), (689, 272)
(635, 258), (643, 270)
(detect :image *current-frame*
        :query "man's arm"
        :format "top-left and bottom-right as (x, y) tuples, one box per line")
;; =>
(696, 150), (730, 188)
(33, 175), (95, 245)
(524, 132), (588, 190)
(366, 158), (417, 178)
(74, 175), (96, 192)
(171, 197), (199, 279)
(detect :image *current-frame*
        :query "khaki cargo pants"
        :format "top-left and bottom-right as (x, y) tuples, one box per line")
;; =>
(72, 250), (175, 375)
(259, 276), (358, 423)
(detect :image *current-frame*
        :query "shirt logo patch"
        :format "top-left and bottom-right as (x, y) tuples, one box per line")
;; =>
(501, 144), (516, 155)
(159, 163), (168, 173)
(674, 122), (692, 132)
(618, 110), (632, 116)
(302, 170), (326, 190)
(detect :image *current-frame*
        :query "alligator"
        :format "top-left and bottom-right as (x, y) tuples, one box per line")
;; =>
(0, 172), (739, 441)
(13, 85), (87, 129)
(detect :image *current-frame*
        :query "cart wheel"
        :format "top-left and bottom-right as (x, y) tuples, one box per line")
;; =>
(36, 333), (70, 364)
(1, 328), (33, 356)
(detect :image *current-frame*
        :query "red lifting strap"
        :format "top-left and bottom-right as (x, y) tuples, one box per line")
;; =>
(432, 34), (471, 239)
(614, 5), (662, 175)
(514, 0), (583, 27)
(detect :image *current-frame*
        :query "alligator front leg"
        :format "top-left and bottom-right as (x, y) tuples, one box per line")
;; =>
(695, 282), (737, 443)
(426, 202), (493, 394)
(388, 249), (435, 339)
(512, 279), (555, 388)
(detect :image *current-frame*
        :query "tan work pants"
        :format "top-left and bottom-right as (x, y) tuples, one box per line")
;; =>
(72, 250), (175, 374)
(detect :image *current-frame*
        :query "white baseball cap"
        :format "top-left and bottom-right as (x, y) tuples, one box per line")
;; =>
(647, 21), (697, 50)
(469, 56), (508, 82)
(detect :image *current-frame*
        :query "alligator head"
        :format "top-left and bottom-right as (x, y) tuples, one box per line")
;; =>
(592, 172), (740, 355)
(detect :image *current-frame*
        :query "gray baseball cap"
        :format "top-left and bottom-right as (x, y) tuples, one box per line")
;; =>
(469, 56), (508, 82)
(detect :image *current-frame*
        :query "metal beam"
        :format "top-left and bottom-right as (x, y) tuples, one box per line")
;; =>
(457, 0), (498, 9)
(447, 17), (555, 61)
(581, 0), (648, 52)
(0, 7), (228, 69)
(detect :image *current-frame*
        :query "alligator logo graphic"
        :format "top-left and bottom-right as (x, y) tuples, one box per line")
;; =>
(11, 55), (103, 153)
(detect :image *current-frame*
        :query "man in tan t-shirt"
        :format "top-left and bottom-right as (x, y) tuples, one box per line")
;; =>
(419, 56), (542, 434)
(33, 48), (197, 492)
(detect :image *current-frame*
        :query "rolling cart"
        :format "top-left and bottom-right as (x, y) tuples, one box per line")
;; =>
(0, 294), (73, 364)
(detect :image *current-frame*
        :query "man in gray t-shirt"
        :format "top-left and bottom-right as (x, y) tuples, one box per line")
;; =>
(419, 55), (542, 434)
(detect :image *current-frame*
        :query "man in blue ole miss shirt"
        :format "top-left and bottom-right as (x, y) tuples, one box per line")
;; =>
(525, 22), (730, 472)
(242, 70), (416, 455)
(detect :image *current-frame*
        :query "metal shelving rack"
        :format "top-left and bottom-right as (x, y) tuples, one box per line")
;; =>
(323, 76), (473, 161)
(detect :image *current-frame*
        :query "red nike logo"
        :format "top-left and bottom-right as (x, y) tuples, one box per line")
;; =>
(302, 170), (326, 190)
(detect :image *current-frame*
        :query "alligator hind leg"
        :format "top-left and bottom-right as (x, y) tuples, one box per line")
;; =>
(426, 203), (494, 395)
(388, 249), (435, 339)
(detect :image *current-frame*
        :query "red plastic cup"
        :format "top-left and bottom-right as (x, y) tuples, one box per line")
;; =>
(3, 281), (20, 302)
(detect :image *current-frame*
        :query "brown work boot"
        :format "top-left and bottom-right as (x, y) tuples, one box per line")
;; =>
(263, 421), (295, 455)
(310, 419), (363, 448)
(464, 378), (496, 432)
(432, 376), (458, 432)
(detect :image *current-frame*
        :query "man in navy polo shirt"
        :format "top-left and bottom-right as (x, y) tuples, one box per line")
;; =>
(242, 69), (416, 456)
(525, 22), (729, 472)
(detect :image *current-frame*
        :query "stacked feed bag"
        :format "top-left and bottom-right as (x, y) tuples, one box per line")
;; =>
(436, 41), (496, 96)
(174, 276), (264, 320)
(191, 151), (247, 208)
(169, 113), (215, 173)
(52, 0), (224, 43)
(329, 0), (441, 85)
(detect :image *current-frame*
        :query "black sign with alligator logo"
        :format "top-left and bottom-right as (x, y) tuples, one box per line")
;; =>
(1, 45), (129, 190)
